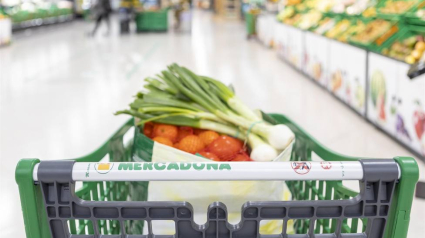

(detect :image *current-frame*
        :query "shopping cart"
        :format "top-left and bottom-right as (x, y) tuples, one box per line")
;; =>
(15, 113), (419, 238)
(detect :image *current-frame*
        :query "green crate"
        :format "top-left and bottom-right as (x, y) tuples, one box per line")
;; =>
(136, 10), (168, 32)
(376, 24), (425, 62)
(11, 11), (30, 23)
(348, 18), (399, 50)
(404, 1), (425, 26)
(15, 114), (419, 238)
(376, 0), (420, 20)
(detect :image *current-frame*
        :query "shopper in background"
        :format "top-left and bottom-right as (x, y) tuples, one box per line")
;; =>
(90, 0), (112, 36)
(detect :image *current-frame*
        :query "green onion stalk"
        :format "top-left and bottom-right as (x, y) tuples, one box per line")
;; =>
(162, 64), (295, 151)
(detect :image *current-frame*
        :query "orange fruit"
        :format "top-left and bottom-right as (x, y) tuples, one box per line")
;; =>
(153, 124), (178, 142)
(177, 126), (193, 142)
(198, 131), (219, 146)
(198, 151), (221, 161)
(232, 152), (252, 162)
(153, 137), (173, 147)
(177, 135), (205, 154)
(143, 122), (155, 138)
(207, 135), (243, 161)
(193, 128), (207, 135)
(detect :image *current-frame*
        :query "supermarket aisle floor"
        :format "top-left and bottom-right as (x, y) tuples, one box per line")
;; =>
(1, 11), (424, 237)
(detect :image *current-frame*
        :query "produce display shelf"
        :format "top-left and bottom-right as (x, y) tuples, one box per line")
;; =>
(11, 14), (74, 31)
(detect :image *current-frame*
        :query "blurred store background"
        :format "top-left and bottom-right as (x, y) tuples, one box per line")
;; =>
(1, 0), (424, 237)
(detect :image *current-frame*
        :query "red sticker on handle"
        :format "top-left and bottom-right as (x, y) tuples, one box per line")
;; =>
(320, 161), (332, 170)
(291, 162), (312, 175)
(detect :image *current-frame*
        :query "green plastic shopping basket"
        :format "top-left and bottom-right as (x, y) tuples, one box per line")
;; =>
(15, 113), (419, 238)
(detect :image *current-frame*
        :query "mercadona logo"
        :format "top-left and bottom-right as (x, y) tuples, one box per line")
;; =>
(94, 163), (114, 174)
(117, 162), (232, 171)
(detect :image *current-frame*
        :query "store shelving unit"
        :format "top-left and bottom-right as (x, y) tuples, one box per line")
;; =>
(2, 0), (74, 31)
(254, 0), (425, 161)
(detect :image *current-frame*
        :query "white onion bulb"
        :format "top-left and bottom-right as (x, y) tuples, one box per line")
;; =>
(267, 124), (295, 150)
(250, 144), (278, 162)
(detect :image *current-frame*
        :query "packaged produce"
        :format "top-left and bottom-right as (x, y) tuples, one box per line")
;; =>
(350, 19), (392, 45)
(337, 20), (366, 42)
(382, 35), (425, 64)
(277, 6), (296, 22)
(325, 19), (351, 38)
(145, 122), (254, 161)
(362, 6), (377, 17)
(297, 11), (322, 30)
(316, 0), (335, 12)
(117, 64), (295, 162)
(283, 13), (302, 25)
(314, 17), (336, 35)
(379, 1), (416, 14)
(345, 0), (373, 15)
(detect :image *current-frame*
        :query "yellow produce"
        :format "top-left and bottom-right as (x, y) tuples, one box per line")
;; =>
(350, 20), (391, 44)
(380, 1), (416, 14)
(297, 11), (322, 30)
(325, 19), (351, 38)
(412, 50), (422, 60)
(337, 21), (366, 42)
(405, 55), (416, 64)
(287, 0), (301, 5)
(362, 7), (377, 17)
(415, 41), (425, 52)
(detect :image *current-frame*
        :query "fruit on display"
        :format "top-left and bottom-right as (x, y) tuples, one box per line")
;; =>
(117, 64), (295, 162)
(337, 20), (366, 42)
(287, 0), (302, 5)
(277, 6), (295, 22)
(379, 1), (416, 14)
(370, 70), (387, 121)
(0, 13), (9, 19)
(283, 13), (302, 25)
(415, 9), (425, 19)
(315, 0), (336, 12)
(314, 17), (336, 35)
(362, 7), (377, 17)
(297, 11), (322, 30)
(4, 1), (73, 24)
(325, 19), (351, 38)
(345, 0), (373, 15)
(295, 3), (308, 12)
(382, 35), (425, 64)
(350, 19), (391, 44)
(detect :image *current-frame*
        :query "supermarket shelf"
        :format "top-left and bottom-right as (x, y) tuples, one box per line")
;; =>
(12, 14), (74, 32)
(277, 53), (425, 163)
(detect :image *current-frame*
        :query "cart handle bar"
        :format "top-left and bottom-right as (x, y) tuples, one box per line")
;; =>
(32, 161), (401, 182)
